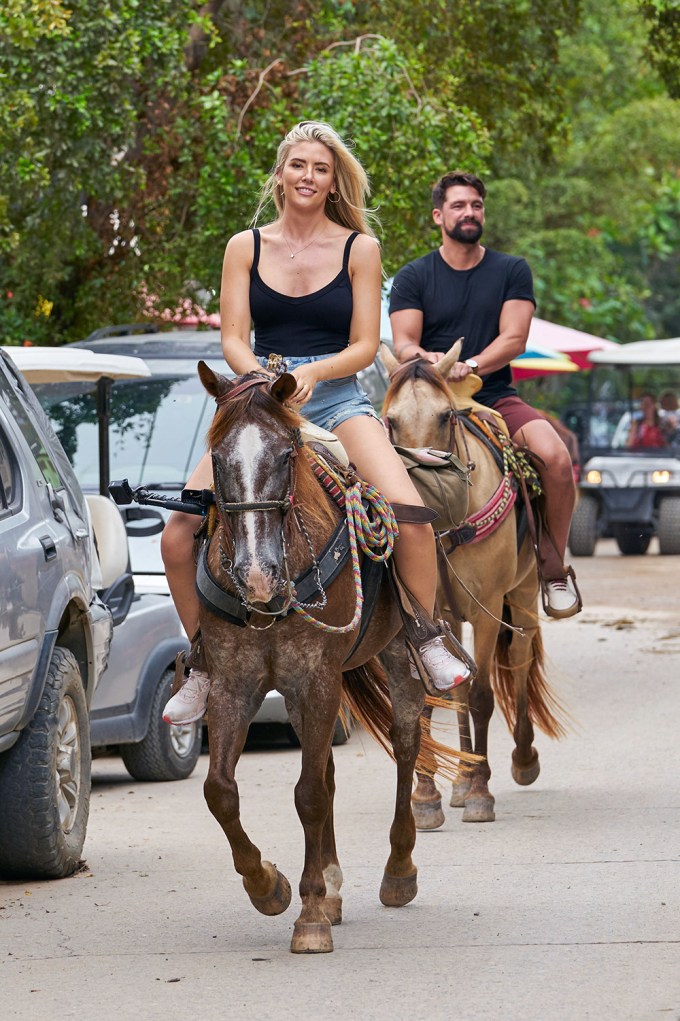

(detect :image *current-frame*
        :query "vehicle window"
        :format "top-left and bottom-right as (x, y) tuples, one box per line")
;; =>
(0, 372), (62, 489)
(36, 375), (215, 488)
(0, 428), (18, 513)
(579, 366), (680, 453)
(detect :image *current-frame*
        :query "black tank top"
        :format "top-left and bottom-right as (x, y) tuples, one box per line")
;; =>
(250, 228), (359, 357)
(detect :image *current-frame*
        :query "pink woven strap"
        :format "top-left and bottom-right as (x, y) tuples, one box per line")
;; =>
(466, 474), (517, 544)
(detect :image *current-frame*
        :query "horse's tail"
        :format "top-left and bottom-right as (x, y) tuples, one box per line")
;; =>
(342, 658), (476, 781)
(491, 604), (570, 739)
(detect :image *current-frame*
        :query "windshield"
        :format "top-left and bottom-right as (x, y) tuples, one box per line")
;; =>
(564, 365), (680, 456)
(34, 372), (216, 489)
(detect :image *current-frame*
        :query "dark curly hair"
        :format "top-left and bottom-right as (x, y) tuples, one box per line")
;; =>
(431, 171), (486, 208)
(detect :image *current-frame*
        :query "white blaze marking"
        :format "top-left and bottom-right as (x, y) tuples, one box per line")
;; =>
(234, 423), (267, 567)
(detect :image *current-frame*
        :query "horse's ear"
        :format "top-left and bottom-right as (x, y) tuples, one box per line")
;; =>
(379, 343), (399, 376)
(269, 372), (297, 403)
(198, 360), (233, 400)
(434, 337), (465, 380)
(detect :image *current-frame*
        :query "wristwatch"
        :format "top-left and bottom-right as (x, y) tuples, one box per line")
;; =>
(464, 358), (480, 371)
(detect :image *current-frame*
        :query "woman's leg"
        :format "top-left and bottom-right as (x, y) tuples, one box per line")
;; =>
(160, 451), (213, 636)
(161, 451), (213, 724)
(333, 415), (469, 690)
(332, 416), (437, 613)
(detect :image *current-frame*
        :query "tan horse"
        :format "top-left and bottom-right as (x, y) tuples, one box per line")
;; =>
(196, 363), (467, 954)
(380, 343), (568, 825)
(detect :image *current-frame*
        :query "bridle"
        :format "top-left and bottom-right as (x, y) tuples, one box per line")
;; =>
(209, 376), (318, 627)
(211, 375), (301, 518)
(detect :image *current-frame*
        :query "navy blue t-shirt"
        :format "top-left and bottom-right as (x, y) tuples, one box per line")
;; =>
(389, 248), (535, 405)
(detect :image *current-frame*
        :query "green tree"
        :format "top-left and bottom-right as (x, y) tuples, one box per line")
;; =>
(640, 0), (680, 98)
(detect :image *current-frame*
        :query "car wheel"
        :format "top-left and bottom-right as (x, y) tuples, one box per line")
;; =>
(286, 708), (353, 748)
(0, 647), (90, 880)
(657, 496), (680, 555)
(119, 669), (202, 782)
(613, 523), (652, 556)
(568, 494), (599, 556)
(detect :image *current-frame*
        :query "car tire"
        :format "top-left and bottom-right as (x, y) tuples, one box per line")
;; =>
(0, 647), (91, 880)
(613, 523), (652, 556)
(657, 496), (680, 555)
(119, 668), (202, 782)
(568, 494), (599, 556)
(285, 708), (353, 748)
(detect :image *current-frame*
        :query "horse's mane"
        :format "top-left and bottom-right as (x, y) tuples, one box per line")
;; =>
(382, 359), (452, 413)
(207, 377), (337, 531)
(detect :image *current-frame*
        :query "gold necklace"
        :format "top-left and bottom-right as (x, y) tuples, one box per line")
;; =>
(282, 230), (325, 259)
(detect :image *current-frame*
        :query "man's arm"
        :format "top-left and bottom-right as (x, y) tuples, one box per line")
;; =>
(448, 299), (534, 381)
(390, 308), (444, 364)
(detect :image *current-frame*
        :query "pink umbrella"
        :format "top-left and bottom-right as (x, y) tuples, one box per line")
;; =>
(527, 318), (619, 369)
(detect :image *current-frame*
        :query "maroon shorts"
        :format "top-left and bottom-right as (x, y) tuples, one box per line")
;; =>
(489, 395), (544, 440)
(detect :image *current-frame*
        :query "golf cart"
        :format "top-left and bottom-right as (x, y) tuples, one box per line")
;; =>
(2, 346), (199, 782)
(566, 338), (680, 556)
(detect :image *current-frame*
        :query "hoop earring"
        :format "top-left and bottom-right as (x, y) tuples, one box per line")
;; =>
(328, 192), (340, 204)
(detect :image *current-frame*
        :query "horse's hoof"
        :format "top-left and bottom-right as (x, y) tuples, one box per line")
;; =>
(245, 862), (292, 916)
(411, 796), (445, 831)
(379, 870), (418, 907)
(322, 894), (343, 926)
(290, 920), (334, 954)
(449, 779), (472, 808)
(512, 750), (541, 786)
(462, 795), (495, 823)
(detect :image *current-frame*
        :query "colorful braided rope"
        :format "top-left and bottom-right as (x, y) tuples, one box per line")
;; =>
(291, 481), (398, 633)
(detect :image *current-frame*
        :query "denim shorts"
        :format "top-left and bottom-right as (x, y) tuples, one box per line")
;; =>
(255, 353), (380, 432)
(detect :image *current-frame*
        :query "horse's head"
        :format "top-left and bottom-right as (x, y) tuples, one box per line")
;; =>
(199, 361), (300, 605)
(379, 341), (483, 449)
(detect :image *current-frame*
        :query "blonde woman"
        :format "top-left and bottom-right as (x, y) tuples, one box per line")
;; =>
(162, 121), (470, 724)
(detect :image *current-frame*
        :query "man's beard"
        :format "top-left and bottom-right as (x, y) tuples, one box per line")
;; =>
(446, 220), (483, 245)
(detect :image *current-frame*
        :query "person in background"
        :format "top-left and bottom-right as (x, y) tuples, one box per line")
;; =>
(627, 393), (666, 449)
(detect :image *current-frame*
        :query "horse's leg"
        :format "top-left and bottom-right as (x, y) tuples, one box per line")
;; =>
(412, 703), (446, 830)
(288, 701), (343, 926)
(290, 680), (340, 954)
(460, 609), (499, 823)
(440, 619), (473, 808)
(320, 750), (344, 925)
(378, 638), (422, 907)
(504, 574), (543, 787)
(449, 706), (474, 808)
(203, 690), (292, 917)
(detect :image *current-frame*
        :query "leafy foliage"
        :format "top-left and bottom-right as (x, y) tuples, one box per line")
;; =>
(640, 0), (680, 98)
(0, 0), (678, 350)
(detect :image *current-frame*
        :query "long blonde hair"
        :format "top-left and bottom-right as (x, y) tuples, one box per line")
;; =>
(252, 121), (378, 238)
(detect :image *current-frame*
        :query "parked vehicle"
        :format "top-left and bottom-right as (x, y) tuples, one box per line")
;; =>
(41, 328), (390, 742)
(566, 338), (680, 557)
(0, 349), (115, 879)
(3, 346), (200, 791)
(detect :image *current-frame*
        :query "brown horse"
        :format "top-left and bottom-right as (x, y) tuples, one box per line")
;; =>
(380, 343), (568, 826)
(195, 362), (466, 954)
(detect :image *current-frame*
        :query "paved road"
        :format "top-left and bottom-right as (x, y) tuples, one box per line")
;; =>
(2, 542), (679, 1021)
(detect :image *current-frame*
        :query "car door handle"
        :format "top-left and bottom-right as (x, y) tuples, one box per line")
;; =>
(39, 535), (58, 561)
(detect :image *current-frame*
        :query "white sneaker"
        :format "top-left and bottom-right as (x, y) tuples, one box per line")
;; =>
(162, 669), (211, 725)
(544, 574), (580, 619)
(414, 636), (471, 693)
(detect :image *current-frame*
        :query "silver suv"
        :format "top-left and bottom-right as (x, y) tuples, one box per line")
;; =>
(0, 349), (112, 879)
